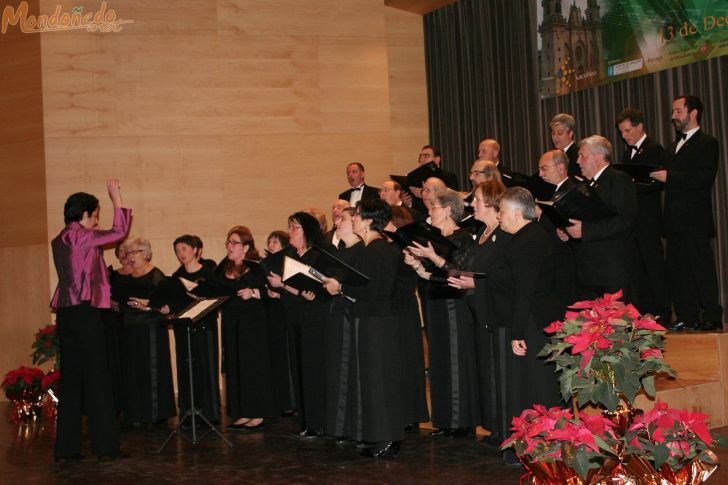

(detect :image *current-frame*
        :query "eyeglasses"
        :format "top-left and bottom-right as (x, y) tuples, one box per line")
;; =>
(225, 240), (243, 246)
(470, 170), (486, 176)
(127, 249), (144, 255)
(287, 224), (303, 231)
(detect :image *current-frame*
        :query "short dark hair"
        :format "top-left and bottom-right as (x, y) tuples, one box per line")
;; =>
(356, 199), (391, 233)
(422, 144), (441, 158)
(674, 94), (704, 122)
(267, 230), (289, 247)
(173, 234), (203, 249)
(616, 107), (644, 127)
(347, 162), (365, 172)
(63, 192), (99, 224)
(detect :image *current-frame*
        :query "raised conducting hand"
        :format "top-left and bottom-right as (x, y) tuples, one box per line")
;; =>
(107, 178), (122, 208)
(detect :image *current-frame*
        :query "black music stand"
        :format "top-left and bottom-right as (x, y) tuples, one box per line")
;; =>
(158, 297), (233, 452)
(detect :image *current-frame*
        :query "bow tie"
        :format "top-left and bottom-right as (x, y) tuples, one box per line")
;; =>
(677, 132), (687, 141)
(351, 186), (363, 191)
(627, 144), (638, 151)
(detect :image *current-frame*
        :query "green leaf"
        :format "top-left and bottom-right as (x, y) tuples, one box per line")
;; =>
(642, 375), (656, 397)
(593, 435), (615, 454)
(651, 443), (670, 469)
(571, 452), (592, 480)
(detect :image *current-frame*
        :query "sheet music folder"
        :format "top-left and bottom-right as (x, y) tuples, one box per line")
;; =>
(611, 163), (662, 184)
(502, 170), (556, 201)
(166, 296), (229, 327)
(552, 182), (613, 222)
(383, 220), (458, 259)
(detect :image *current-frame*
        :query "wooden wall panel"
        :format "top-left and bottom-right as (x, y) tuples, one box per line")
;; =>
(3, 0), (429, 399)
(0, 1), (50, 400)
(385, 7), (429, 176)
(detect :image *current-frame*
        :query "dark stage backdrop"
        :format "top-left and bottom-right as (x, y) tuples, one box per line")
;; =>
(423, 0), (728, 315)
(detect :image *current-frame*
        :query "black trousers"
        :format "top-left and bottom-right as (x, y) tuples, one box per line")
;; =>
(666, 233), (723, 323)
(56, 302), (120, 458)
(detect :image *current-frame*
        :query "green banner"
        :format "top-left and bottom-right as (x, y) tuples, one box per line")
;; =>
(538, 0), (728, 98)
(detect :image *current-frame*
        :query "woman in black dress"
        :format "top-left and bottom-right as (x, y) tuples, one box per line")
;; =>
(106, 243), (133, 415)
(482, 187), (567, 465)
(386, 207), (429, 433)
(169, 235), (221, 425)
(218, 226), (275, 431)
(119, 237), (176, 427)
(405, 189), (479, 439)
(264, 230), (296, 415)
(447, 180), (511, 447)
(323, 208), (363, 442)
(324, 200), (404, 458)
(267, 213), (334, 438)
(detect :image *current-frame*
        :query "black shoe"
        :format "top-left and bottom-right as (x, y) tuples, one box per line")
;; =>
(446, 427), (473, 438)
(334, 436), (351, 445)
(668, 320), (699, 331)
(429, 428), (451, 437)
(502, 449), (521, 467)
(404, 422), (419, 433)
(281, 410), (296, 417)
(97, 451), (128, 463)
(700, 321), (723, 332)
(478, 434), (502, 450)
(297, 428), (323, 438)
(242, 421), (265, 432)
(360, 441), (400, 458)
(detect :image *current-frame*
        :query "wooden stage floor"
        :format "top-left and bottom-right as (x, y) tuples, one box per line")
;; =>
(3, 403), (728, 484)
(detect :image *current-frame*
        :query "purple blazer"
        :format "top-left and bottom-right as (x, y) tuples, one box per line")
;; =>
(50, 207), (132, 310)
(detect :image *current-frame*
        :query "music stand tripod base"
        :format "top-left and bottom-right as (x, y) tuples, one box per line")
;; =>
(158, 306), (233, 452)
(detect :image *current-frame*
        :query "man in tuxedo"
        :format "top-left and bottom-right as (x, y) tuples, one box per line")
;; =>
(537, 149), (577, 302)
(325, 199), (350, 247)
(650, 95), (723, 331)
(409, 145), (459, 214)
(616, 107), (670, 322)
(477, 138), (506, 170)
(550, 113), (582, 179)
(564, 136), (637, 301)
(379, 180), (424, 221)
(469, 159), (502, 188)
(338, 162), (379, 206)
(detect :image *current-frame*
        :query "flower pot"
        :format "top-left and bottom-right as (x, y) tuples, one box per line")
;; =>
(7, 389), (44, 423)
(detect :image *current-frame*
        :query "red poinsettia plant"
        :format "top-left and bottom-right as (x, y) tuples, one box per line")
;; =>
(538, 290), (676, 411)
(501, 404), (621, 479)
(2, 366), (45, 396)
(625, 400), (725, 472)
(41, 370), (60, 392)
(31, 324), (59, 367)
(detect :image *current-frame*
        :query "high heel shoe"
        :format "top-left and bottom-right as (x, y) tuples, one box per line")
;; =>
(242, 420), (265, 431)
(360, 440), (400, 458)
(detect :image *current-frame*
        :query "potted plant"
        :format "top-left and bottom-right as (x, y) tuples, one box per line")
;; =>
(31, 324), (59, 367)
(501, 291), (724, 484)
(2, 366), (46, 422)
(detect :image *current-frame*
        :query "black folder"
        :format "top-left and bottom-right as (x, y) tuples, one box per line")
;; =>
(457, 214), (485, 235)
(261, 250), (287, 276)
(390, 161), (446, 191)
(536, 201), (574, 228)
(502, 169), (556, 201)
(552, 182), (613, 222)
(312, 245), (370, 286)
(166, 296), (229, 327)
(383, 220), (458, 259)
(611, 163), (663, 184)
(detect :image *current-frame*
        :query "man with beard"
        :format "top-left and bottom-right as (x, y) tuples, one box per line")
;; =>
(650, 95), (723, 331)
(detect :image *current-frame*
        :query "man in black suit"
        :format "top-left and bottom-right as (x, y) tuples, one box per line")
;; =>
(616, 107), (671, 321)
(650, 95), (723, 331)
(478, 138), (507, 171)
(379, 180), (424, 221)
(338, 162), (379, 206)
(549, 113), (582, 179)
(408, 145), (459, 214)
(537, 149), (577, 302)
(564, 136), (637, 301)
